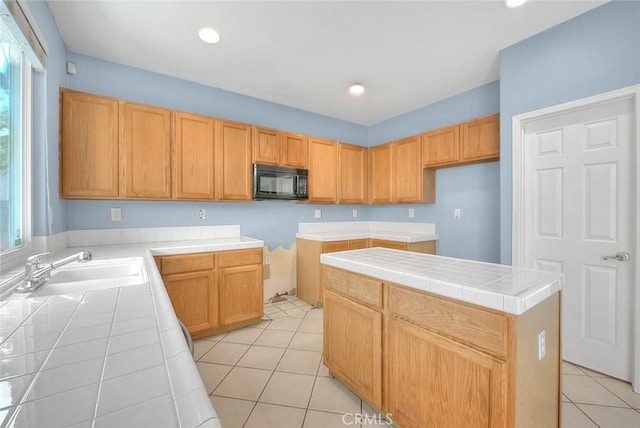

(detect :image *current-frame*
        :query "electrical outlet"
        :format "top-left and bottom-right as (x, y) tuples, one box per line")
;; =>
(352, 209), (358, 218)
(538, 330), (546, 360)
(199, 209), (206, 220)
(454, 209), (462, 219)
(111, 207), (122, 222)
(314, 209), (322, 219)
(264, 255), (271, 265)
(408, 208), (415, 218)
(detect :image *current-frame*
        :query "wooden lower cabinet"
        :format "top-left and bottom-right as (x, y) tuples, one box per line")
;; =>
(219, 264), (263, 325)
(323, 267), (561, 428)
(388, 317), (506, 428)
(163, 271), (218, 335)
(324, 291), (383, 408)
(157, 248), (263, 339)
(297, 238), (436, 307)
(370, 239), (436, 254)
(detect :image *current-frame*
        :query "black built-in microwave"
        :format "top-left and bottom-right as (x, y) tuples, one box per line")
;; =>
(253, 163), (308, 200)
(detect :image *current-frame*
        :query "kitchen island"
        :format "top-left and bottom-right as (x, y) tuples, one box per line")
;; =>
(321, 247), (563, 428)
(0, 227), (263, 428)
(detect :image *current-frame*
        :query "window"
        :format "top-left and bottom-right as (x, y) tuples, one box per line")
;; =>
(0, 15), (31, 264)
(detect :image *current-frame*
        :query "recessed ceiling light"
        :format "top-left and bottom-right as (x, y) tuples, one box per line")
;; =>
(349, 84), (365, 95)
(505, 0), (528, 8)
(198, 27), (221, 44)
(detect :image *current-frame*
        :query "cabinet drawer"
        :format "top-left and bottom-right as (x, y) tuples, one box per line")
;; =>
(323, 266), (382, 309)
(160, 253), (215, 275)
(322, 241), (349, 253)
(388, 284), (508, 358)
(219, 248), (263, 267)
(348, 239), (369, 250)
(369, 239), (408, 250)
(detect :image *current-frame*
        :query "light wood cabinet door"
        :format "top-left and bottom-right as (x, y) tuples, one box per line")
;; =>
(394, 136), (423, 202)
(219, 264), (264, 325)
(308, 138), (338, 203)
(422, 124), (460, 167)
(120, 102), (172, 198)
(461, 113), (500, 162)
(338, 143), (367, 204)
(369, 143), (394, 204)
(282, 132), (308, 168)
(216, 120), (253, 201)
(163, 270), (218, 335)
(252, 126), (281, 165)
(173, 112), (216, 200)
(324, 291), (383, 409)
(388, 317), (507, 428)
(60, 89), (119, 198)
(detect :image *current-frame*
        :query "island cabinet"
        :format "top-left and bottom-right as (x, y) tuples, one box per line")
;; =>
(296, 238), (436, 307)
(323, 268), (383, 408)
(156, 248), (264, 339)
(322, 266), (561, 428)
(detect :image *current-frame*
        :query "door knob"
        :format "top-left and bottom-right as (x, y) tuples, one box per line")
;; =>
(602, 252), (630, 262)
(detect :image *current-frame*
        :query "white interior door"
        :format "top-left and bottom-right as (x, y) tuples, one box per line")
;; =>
(523, 98), (635, 381)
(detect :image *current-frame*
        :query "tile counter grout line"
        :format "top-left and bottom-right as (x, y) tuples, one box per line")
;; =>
(4, 295), (88, 427)
(89, 288), (121, 428)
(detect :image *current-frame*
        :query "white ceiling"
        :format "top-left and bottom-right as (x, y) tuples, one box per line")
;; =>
(48, 0), (605, 125)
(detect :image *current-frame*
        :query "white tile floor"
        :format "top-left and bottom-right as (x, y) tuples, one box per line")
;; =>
(194, 296), (640, 428)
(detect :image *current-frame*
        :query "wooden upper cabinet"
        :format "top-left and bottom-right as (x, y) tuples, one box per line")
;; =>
(216, 120), (253, 201)
(308, 138), (338, 203)
(422, 114), (499, 168)
(60, 89), (119, 198)
(252, 126), (309, 168)
(252, 126), (281, 165)
(369, 143), (394, 204)
(338, 143), (367, 204)
(120, 102), (172, 198)
(282, 132), (308, 168)
(394, 136), (423, 203)
(173, 112), (216, 200)
(461, 113), (500, 162)
(422, 124), (460, 167)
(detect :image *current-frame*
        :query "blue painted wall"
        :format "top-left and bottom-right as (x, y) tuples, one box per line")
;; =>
(66, 53), (368, 146)
(368, 81), (500, 146)
(499, 0), (640, 264)
(367, 82), (501, 263)
(367, 163), (500, 263)
(65, 200), (368, 250)
(29, 0), (68, 236)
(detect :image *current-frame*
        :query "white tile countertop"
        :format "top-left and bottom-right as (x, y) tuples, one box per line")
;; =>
(0, 233), (264, 428)
(296, 221), (438, 243)
(321, 248), (564, 315)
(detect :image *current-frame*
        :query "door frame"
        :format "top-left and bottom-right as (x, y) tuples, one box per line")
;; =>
(511, 84), (640, 391)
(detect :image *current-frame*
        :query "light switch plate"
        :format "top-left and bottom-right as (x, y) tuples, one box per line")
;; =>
(314, 209), (322, 219)
(352, 209), (358, 218)
(538, 330), (546, 360)
(408, 208), (415, 218)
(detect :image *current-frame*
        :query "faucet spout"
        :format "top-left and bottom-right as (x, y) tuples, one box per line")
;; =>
(16, 250), (93, 293)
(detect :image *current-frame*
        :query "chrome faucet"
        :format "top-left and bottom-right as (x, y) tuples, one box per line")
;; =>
(16, 251), (93, 293)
